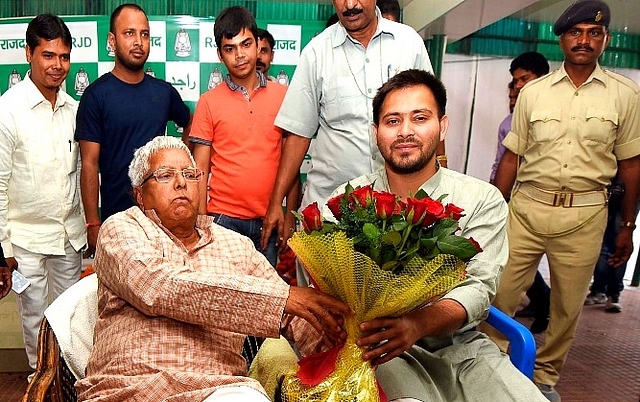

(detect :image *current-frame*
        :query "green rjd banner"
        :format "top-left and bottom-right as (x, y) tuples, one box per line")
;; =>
(0, 15), (324, 137)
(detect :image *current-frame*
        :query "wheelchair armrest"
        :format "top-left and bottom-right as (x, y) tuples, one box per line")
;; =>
(485, 305), (535, 379)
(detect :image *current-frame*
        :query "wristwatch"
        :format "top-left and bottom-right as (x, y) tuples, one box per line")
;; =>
(620, 221), (637, 230)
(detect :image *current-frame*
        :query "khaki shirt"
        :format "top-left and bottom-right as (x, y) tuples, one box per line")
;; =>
(503, 63), (640, 192)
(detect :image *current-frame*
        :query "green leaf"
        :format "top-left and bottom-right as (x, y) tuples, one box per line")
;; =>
(432, 218), (458, 238)
(362, 223), (380, 240)
(344, 182), (354, 198)
(321, 222), (337, 234)
(392, 220), (408, 231)
(291, 210), (303, 222)
(404, 242), (421, 260)
(369, 246), (381, 264)
(437, 235), (480, 260)
(420, 236), (437, 249)
(425, 246), (441, 259)
(352, 233), (366, 245)
(380, 248), (397, 265)
(381, 260), (399, 271)
(414, 189), (429, 200)
(381, 230), (402, 246)
(436, 193), (449, 202)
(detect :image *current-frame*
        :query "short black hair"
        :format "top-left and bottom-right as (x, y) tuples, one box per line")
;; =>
(377, 0), (401, 22)
(326, 13), (339, 28)
(214, 6), (258, 49)
(373, 69), (447, 124)
(26, 13), (72, 51)
(110, 4), (146, 34)
(509, 52), (550, 78)
(256, 28), (275, 50)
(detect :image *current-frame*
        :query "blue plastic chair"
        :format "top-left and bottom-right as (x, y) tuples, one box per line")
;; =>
(485, 305), (536, 379)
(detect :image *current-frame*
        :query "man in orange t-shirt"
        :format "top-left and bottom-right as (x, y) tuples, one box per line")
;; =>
(190, 6), (299, 268)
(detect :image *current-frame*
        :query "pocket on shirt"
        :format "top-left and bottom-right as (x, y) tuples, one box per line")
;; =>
(584, 107), (618, 143)
(323, 77), (363, 124)
(67, 141), (79, 174)
(529, 109), (561, 142)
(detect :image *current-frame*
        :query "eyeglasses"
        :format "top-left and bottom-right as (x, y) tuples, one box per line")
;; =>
(140, 167), (203, 186)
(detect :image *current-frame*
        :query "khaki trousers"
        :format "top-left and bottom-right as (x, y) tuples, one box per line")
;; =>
(484, 190), (607, 386)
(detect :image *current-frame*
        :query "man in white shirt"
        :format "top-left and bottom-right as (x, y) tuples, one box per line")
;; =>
(0, 14), (86, 374)
(261, 0), (436, 256)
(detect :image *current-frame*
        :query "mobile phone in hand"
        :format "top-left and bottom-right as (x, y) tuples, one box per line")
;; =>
(12, 270), (30, 294)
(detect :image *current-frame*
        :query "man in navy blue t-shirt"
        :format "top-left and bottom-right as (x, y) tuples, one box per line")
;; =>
(75, 4), (191, 256)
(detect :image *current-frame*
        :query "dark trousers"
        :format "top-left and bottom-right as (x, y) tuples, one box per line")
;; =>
(526, 270), (550, 319)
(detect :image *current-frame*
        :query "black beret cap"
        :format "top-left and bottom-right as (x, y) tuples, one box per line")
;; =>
(553, 0), (611, 36)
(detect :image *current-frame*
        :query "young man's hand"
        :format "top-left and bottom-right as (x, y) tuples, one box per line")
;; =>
(0, 266), (12, 299)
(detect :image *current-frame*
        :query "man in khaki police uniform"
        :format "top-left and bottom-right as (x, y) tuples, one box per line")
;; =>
(485, 1), (639, 401)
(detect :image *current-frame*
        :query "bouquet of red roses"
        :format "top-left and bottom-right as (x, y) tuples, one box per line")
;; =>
(281, 183), (482, 402)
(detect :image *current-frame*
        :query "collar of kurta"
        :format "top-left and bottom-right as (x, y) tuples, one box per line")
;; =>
(141, 208), (215, 251)
(375, 165), (446, 198)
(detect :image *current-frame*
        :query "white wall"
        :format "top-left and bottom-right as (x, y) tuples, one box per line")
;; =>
(440, 54), (639, 181)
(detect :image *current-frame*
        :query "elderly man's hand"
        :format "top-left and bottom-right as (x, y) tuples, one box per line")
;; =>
(0, 266), (12, 299)
(285, 286), (351, 345)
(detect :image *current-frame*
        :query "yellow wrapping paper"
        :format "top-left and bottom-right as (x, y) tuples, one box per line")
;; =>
(282, 231), (467, 402)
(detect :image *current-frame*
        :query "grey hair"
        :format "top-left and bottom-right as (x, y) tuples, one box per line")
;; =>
(128, 136), (196, 187)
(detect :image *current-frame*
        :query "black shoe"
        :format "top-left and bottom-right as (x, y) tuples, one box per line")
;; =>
(530, 316), (549, 334)
(535, 383), (561, 402)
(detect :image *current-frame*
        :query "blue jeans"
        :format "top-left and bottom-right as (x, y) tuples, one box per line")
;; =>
(590, 202), (640, 298)
(211, 213), (278, 268)
(211, 213), (277, 368)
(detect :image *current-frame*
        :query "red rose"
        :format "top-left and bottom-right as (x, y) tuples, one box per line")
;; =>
(301, 202), (323, 232)
(350, 185), (374, 208)
(326, 193), (345, 220)
(395, 200), (406, 215)
(405, 198), (430, 225)
(373, 191), (398, 219)
(468, 237), (483, 253)
(421, 198), (445, 227)
(443, 203), (465, 221)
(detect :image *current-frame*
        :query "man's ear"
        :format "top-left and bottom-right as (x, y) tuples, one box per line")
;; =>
(133, 187), (144, 209)
(108, 32), (115, 51)
(439, 115), (449, 142)
(25, 45), (32, 63)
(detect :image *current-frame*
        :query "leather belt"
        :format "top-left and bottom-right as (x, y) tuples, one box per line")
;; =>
(515, 182), (607, 208)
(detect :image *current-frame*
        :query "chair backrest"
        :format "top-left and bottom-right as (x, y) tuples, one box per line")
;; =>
(22, 318), (78, 402)
(22, 274), (99, 402)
